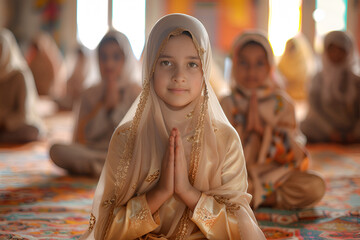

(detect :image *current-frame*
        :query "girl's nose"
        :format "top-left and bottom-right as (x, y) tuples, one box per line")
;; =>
(172, 67), (186, 83)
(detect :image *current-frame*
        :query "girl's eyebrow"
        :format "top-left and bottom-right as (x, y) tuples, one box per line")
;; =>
(158, 54), (200, 60)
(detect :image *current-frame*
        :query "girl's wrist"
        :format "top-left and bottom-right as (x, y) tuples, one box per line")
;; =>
(177, 185), (201, 211)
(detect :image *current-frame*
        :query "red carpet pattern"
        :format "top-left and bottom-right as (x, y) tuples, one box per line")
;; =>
(257, 144), (360, 240)
(0, 111), (359, 239)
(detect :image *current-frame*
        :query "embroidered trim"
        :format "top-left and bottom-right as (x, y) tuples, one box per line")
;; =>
(129, 207), (151, 229)
(175, 209), (191, 240)
(213, 195), (241, 214)
(145, 170), (160, 183)
(189, 86), (208, 185)
(115, 81), (150, 198)
(103, 198), (115, 207)
(186, 135), (195, 143)
(116, 126), (130, 136)
(194, 207), (216, 228)
(88, 213), (96, 231)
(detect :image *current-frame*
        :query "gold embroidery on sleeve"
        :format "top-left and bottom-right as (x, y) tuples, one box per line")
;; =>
(88, 213), (96, 231)
(145, 170), (160, 183)
(194, 207), (216, 228)
(129, 207), (152, 229)
(213, 195), (241, 213)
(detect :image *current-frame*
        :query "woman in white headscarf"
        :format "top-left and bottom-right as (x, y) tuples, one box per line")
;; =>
(220, 31), (325, 210)
(49, 30), (141, 178)
(81, 14), (265, 240)
(0, 28), (43, 143)
(300, 31), (360, 143)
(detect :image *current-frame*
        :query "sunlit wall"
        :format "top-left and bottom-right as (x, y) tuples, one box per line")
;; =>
(268, 0), (302, 58)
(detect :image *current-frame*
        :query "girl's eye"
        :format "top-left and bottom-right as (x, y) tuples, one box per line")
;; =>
(256, 60), (265, 67)
(239, 60), (248, 67)
(188, 62), (199, 68)
(160, 60), (171, 66)
(113, 53), (124, 61)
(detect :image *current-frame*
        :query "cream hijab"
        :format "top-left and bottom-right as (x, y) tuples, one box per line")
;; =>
(84, 13), (253, 239)
(230, 30), (281, 98)
(97, 30), (141, 88)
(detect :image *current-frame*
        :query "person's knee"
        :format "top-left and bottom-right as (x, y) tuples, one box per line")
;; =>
(49, 144), (67, 167)
(308, 174), (326, 204)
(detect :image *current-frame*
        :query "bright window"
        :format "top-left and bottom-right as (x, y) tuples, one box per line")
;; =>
(77, 0), (108, 50)
(313, 0), (347, 52)
(112, 0), (146, 59)
(268, 0), (302, 58)
(76, 0), (146, 59)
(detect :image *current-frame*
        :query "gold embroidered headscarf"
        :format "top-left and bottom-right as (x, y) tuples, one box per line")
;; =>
(83, 14), (260, 239)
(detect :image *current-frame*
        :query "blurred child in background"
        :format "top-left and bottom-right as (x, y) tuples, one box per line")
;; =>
(301, 31), (360, 143)
(0, 29), (43, 143)
(49, 30), (141, 178)
(221, 31), (325, 209)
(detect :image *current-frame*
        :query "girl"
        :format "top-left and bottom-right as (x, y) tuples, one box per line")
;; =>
(81, 14), (265, 239)
(220, 31), (325, 210)
(0, 28), (43, 143)
(300, 31), (360, 143)
(50, 30), (141, 178)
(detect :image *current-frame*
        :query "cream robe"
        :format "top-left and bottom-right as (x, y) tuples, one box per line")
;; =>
(101, 120), (263, 239)
(81, 14), (265, 240)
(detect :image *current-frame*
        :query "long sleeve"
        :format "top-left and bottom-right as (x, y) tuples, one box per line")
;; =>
(191, 126), (265, 240)
(191, 194), (265, 240)
(106, 194), (160, 240)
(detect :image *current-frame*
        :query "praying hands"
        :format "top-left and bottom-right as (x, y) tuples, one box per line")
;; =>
(246, 91), (264, 135)
(146, 128), (201, 214)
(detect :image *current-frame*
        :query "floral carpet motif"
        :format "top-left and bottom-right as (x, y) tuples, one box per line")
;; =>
(257, 144), (360, 240)
(0, 111), (359, 239)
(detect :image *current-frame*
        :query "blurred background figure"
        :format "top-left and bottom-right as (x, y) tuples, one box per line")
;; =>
(0, 28), (43, 143)
(26, 31), (67, 100)
(49, 30), (141, 178)
(56, 44), (90, 111)
(300, 31), (360, 143)
(278, 34), (317, 100)
(221, 31), (325, 210)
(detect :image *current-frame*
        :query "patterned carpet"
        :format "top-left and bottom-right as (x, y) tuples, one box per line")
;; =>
(0, 111), (360, 239)
(257, 145), (360, 240)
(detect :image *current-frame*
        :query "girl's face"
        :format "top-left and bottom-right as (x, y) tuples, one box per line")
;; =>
(99, 40), (125, 83)
(153, 34), (203, 110)
(234, 43), (270, 89)
(327, 43), (347, 65)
